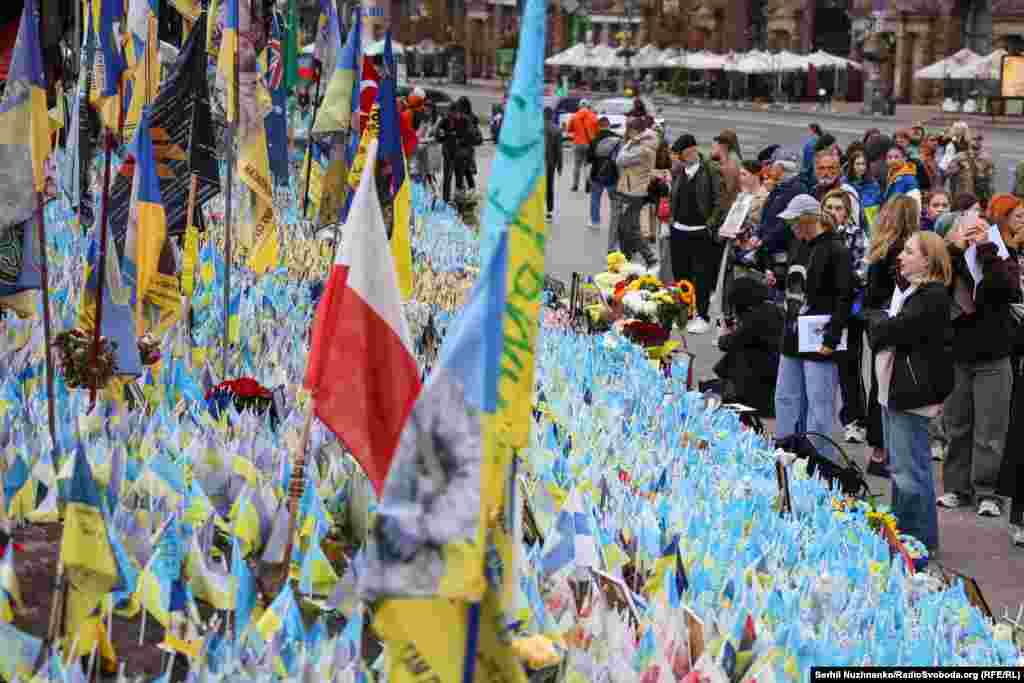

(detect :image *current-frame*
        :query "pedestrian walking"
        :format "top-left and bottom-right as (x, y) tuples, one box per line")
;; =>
(544, 106), (563, 222)
(587, 117), (621, 233)
(568, 99), (598, 192)
(667, 133), (723, 335)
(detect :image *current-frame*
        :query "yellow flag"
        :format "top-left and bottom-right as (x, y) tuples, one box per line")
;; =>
(391, 158), (413, 300)
(237, 124), (276, 260)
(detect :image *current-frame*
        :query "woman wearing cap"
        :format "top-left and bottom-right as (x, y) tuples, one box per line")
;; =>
(774, 195), (855, 464)
(938, 194), (1021, 520)
(863, 232), (954, 553)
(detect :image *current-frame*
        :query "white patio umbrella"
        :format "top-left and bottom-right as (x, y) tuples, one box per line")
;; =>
(365, 39), (405, 56)
(632, 44), (665, 70)
(806, 49), (861, 71)
(546, 43), (589, 68)
(670, 50), (727, 71)
(946, 49), (1008, 80)
(732, 51), (775, 74)
(914, 48), (980, 79)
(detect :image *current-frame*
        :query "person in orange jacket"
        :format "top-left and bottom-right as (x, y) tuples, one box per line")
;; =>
(567, 99), (599, 192)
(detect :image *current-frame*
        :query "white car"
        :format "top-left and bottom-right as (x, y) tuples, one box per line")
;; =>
(593, 97), (664, 137)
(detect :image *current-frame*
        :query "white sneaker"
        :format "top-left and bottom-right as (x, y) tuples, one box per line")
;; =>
(545, 211), (553, 222)
(686, 317), (711, 334)
(931, 442), (946, 461)
(1011, 524), (1024, 547)
(978, 499), (1003, 518)
(843, 422), (866, 443)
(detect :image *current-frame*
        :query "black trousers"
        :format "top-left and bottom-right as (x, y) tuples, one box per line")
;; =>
(546, 165), (556, 213)
(837, 316), (867, 426)
(670, 227), (715, 319)
(442, 156), (476, 203)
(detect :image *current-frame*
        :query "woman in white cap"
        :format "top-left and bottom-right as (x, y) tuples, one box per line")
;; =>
(774, 194), (855, 464)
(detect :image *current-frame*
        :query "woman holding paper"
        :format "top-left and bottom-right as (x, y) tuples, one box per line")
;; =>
(773, 195), (855, 465)
(864, 232), (954, 553)
(938, 203), (1021, 519)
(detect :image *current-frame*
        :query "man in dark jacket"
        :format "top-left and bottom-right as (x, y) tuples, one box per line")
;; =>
(714, 278), (783, 415)
(587, 117), (620, 234)
(757, 148), (808, 286)
(544, 107), (563, 222)
(668, 133), (723, 335)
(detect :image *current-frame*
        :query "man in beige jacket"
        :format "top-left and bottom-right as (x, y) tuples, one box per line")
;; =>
(615, 116), (658, 270)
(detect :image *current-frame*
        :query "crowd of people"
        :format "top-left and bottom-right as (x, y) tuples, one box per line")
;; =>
(557, 104), (1024, 556)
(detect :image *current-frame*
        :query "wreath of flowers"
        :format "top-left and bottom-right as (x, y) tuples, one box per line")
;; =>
(205, 377), (280, 428)
(53, 328), (118, 390)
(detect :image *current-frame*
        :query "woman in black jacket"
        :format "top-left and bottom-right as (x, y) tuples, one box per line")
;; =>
(864, 232), (954, 552)
(863, 195), (921, 476)
(714, 278), (783, 416)
(774, 196), (855, 464)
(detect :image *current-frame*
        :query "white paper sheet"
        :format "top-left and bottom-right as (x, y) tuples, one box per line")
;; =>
(797, 314), (848, 353)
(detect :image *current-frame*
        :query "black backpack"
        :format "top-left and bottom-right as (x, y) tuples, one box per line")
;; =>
(593, 139), (621, 187)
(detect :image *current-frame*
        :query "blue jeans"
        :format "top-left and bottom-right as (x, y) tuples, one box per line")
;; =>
(590, 180), (607, 226)
(775, 355), (840, 462)
(882, 406), (940, 551)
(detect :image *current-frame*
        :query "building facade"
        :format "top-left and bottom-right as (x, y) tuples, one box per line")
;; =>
(385, 0), (1024, 102)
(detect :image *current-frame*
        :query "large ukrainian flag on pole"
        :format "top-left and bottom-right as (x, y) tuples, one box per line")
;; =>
(364, 0), (546, 676)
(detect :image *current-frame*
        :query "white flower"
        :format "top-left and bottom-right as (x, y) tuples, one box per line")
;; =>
(622, 292), (644, 314)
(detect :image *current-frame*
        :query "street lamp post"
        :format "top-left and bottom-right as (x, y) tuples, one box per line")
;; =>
(616, 0), (638, 94)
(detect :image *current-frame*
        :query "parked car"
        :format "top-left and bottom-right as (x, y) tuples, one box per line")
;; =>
(593, 97), (664, 137)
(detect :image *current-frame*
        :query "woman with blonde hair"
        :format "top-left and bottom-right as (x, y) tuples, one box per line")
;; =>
(864, 232), (954, 552)
(862, 196), (921, 475)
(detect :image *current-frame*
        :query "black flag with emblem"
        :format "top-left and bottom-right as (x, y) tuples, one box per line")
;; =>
(108, 16), (219, 252)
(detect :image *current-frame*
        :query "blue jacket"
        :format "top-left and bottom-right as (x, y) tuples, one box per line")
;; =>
(801, 135), (818, 189)
(759, 175), (808, 256)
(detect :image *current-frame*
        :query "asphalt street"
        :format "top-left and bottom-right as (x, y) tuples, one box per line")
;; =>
(452, 86), (1024, 194)
(463, 139), (1024, 616)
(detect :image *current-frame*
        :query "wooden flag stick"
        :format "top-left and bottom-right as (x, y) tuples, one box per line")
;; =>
(88, 77), (127, 411)
(35, 190), (57, 449)
(183, 173), (199, 350)
(274, 404), (315, 598)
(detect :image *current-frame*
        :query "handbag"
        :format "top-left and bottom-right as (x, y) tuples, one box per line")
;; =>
(657, 197), (671, 222)
(775, 432), (871, 498)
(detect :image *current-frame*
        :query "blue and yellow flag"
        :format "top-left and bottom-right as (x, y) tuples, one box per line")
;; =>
(218, 0), (238, 122)
(60, 447), (122, 638)
(122, 106), (167, 332)
(0, 0), (49, 316)
(311, 4), (358, 135)
(89, 0), (127, 131)
(124, 0), (161, 141)
(366, 0), (545, 677)
(377, 32), (413, 300)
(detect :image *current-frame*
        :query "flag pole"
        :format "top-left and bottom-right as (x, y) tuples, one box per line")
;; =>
(223, 21), (239, 379)
(301, 63), (323, 221)
(274, 403), (314, 598)
(88, 79), (125, 411)
(36, 190), (58, 450)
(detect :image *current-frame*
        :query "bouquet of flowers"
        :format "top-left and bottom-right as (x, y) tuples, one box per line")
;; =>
(137, 334), (162, 366)
(613, 275), (695, 330)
